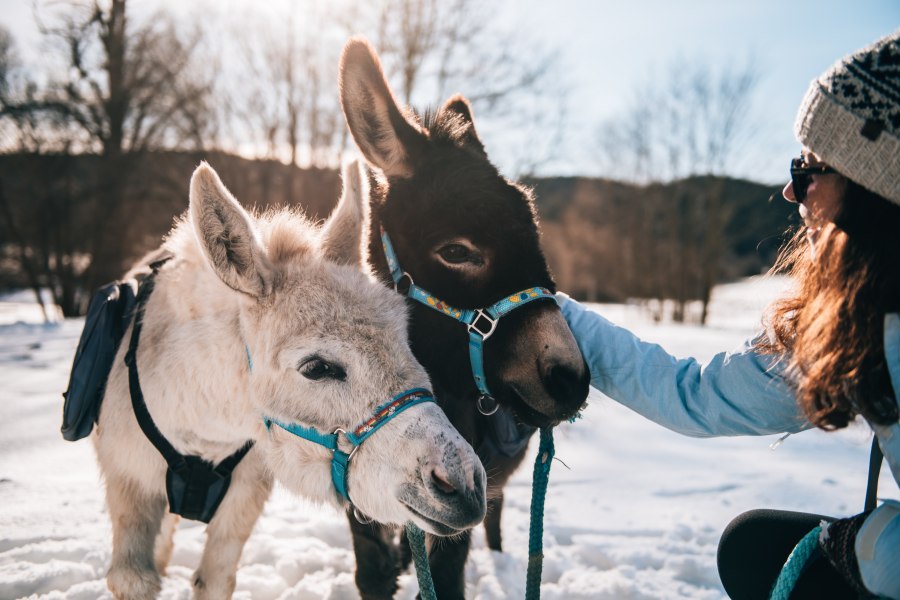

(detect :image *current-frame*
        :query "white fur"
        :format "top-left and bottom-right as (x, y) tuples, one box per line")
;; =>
(94, 161), (485, 600)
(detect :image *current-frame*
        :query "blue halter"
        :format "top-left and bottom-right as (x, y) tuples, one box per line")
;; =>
(380, 228), (554, 414)
(263, 387), (435, 503)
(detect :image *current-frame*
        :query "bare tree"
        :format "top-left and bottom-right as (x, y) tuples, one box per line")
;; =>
(61, 0), (214, 296)
(31, 0), (214, 157)
(339, 0), (569, 176)
(215, 0), (566, 176)
(0, 26), (82, 318)
(595, 57), (760, 323)
(0, 26), (14, 104)
(225, 4), (346, 171)
(0, 1), (217, 314)
(598, 58), (759, 183)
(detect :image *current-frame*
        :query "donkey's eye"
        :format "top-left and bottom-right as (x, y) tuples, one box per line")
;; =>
(437, 243), (483, 266)
(438, 245), (470, 263)
(298, 357), (346, 381)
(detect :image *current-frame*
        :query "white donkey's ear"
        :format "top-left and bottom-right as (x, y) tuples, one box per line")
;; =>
(320, 159), (369, 266)
(339, 37), (427, 178)
(189, 162), (274, 298)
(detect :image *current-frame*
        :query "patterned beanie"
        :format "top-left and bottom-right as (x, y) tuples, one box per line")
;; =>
(794, 30), (900, 205)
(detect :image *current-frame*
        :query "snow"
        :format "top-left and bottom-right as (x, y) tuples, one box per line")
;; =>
(1, 276), (896, 600)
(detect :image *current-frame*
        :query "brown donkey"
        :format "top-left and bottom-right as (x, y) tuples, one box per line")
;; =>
(338, 38), (590, 599)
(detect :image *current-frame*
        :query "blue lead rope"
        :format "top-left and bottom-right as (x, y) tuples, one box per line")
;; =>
(526, 427), (555, 600)
(406, 427), (556, 600)
(769, 525), (822, 600)
(406, 523), (438, 600)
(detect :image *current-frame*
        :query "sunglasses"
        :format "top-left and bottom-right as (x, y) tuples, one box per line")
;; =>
(790, 157), (837, 202)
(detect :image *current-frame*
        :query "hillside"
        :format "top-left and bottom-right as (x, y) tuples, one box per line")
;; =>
(1, 152), (799, 315)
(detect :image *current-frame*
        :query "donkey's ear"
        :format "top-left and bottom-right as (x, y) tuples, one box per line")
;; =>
(339, 37), (427, 178)
(440, 94), (486, 156)
(320, 160), (368, 267)
(189, 162), (274, 298)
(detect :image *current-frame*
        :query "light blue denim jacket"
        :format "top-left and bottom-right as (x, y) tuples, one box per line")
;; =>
(559, 296), (900, 599)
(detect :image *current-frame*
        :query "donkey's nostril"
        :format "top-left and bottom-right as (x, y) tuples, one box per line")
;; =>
(430, 467), (458, 495)
(545, 361), (589, 410)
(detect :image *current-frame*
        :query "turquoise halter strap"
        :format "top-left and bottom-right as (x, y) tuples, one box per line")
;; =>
(380, 228), (554, 410)
(262, 387), (434, 503)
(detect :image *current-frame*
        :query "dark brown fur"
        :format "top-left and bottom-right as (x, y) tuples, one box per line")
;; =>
(340, 38), (589, 599)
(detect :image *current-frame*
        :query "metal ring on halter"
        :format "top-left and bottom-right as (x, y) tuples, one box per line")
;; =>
(334, 428), (360, 460)
(353, 506), (373, 524)
(395, 272), (414, 296)
(477, 394), (499, 416)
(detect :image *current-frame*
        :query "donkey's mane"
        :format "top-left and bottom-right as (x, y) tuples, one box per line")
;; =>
(419, 108), (472, 148)
(162, 207), (320, 269)
(258, 209), (320, 264)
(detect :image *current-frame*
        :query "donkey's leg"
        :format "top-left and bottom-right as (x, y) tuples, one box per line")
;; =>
(154, 513), (180, 574)
(482, 447), (528, 554)
(484, 491), (504, 551)
(105, 475), (168, 600)
(192, 458), (272, 600)
(427, 530), (471, 600)
(348, 510), (403, 600)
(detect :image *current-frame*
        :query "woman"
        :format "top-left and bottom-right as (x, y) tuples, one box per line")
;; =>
(559, 31), (900, 599)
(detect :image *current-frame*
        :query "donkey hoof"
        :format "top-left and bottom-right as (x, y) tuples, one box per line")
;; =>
(107, 565), (161, 600)
(193, 570), (236, 600)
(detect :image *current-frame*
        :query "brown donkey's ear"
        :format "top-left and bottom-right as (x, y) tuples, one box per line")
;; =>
(440, 94), (486, 156)
(339, 37), (427, 178)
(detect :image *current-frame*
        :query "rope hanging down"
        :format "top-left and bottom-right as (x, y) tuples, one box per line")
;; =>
(405, 427), (556, 600)
(526, 427), (555, 600)
(406, 523), (437, 600)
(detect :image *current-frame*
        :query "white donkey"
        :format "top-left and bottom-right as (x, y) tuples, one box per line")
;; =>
(93, 161), (487, 599)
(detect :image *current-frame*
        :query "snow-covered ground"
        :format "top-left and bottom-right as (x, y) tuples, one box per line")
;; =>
(1, 277), (896, 599)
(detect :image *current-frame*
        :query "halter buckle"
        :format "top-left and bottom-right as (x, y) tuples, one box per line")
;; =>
(468, 309), (498, 340)
(333, 428), (360, 460)
(395, 272), (414, 296)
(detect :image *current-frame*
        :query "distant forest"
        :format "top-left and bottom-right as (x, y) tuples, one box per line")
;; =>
(530, 174), (798, 323)
(0, 152), (798, 323)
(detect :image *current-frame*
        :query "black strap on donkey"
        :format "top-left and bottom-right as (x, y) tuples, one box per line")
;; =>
(125, 259), (254, 523)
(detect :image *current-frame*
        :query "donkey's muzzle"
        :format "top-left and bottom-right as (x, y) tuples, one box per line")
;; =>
(494, 303), (590, 426)
(401, 449), (487, 536)
(541, 356), (591, 420)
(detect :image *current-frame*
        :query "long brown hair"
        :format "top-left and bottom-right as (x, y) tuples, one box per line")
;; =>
(763, 180), (900, 429)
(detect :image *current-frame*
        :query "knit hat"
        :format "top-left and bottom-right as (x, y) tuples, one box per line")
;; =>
(794, 30), (900, 205)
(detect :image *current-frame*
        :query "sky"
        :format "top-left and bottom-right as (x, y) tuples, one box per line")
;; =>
(508, 0), (899, 182)
(1, 0), (898, 184)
